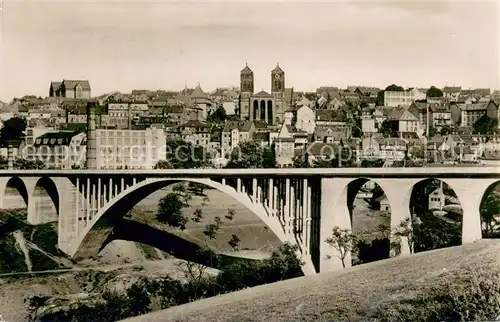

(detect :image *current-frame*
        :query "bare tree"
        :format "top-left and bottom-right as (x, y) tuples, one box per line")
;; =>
(324, 226), (357, 268)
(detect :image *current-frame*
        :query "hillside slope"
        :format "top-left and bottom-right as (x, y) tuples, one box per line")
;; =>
(123, 240), (500, 322)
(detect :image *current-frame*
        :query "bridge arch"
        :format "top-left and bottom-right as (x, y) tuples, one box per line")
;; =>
(346, 178), (392, 265)
(408, 178), (463, 253)
(479, 180), (500, 238)
(28, 177), (60, 224)
(70, 178), (315, 275)
(2, 176), (29, 210)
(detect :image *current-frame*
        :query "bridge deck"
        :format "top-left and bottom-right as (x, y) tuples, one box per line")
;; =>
(0, 167), (498, 178)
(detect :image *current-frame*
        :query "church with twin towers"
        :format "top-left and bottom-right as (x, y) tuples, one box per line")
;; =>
(238, 63), (290, 125)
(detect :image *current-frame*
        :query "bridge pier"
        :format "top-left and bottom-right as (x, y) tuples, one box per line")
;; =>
(320, 178), (353, 273)
(377, 178), (420, 256)
(57, 177), (80, 255)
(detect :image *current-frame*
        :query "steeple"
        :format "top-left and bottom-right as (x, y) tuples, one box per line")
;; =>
(240, 62), (254, 94)
(272, 63), (284, 74)
(241, 63), (253, 75)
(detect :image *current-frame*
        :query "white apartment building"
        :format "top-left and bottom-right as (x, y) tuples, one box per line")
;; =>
(384, 89), (426, 107)
(96, 128), (167, 169)
(28, 131), (86, 169)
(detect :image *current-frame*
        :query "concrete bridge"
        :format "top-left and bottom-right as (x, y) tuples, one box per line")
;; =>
(0, 167), (498, 275)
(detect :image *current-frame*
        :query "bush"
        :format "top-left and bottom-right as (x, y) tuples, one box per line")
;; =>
(34, 243), (304, 321)
(30, 223), (59, 256)
(372, 267), (500, 321)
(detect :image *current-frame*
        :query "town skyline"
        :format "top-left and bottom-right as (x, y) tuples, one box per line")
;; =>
(1, 0), (499, 102)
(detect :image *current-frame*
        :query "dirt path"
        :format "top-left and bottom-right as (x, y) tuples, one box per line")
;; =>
(13, 231), (32, 272)
(24, 240), (72, 268)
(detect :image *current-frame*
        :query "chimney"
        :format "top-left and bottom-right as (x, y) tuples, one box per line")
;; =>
(86, 101), (97, 169)
(7, 144), (14, 170)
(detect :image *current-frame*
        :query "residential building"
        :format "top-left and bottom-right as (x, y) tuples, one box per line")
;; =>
(190, 84), (213, 120)
(174, 120), (211, 150)
(28, 131), (86, 169)
(428, 187), (445, 210)
(274, 119), (298, 167)
(24, 127), (56, 149)
(482, 150), (500, 166)
(50, 80), (91, 99)
(361, 107), (377, 133)
(95, 128), (166, 169)
(379, 137), (407, 162)
(458, 101), (499, 127)
(221, 120), (255, 156)
(384, 88), (426, 107)
(61, 100), (107, 126)
(442, 86), (461, 102)
(107, 99), (149, 129)
(485, 135), (500, 151)
(295, 105), (315, 134)
(313, 126), (346, 144)
(386, 107), (420, 133)
(354, 86), (380, 99)
(429, 105), (452, 130)
(302, 142), (341, 166)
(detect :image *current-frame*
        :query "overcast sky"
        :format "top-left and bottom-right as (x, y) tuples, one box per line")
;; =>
(0, 0), (499, 101)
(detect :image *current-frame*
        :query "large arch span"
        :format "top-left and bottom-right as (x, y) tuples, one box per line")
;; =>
(70, 178), (316, 275)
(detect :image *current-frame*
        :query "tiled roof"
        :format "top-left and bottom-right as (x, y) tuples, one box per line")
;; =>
(296, 96), (311, 107)
(473, 88), (491, 96)
(315, 109), (339, 122)
(62, 80), (91, 91)
(190, 84), (208, 99)
(305, 142), (341, 157)
(355, 86), (380, 96)
(223, 120), (253, 132)
(442, 86), (461, 93)
(241, 65), (253, 75)
(430, 105), (450, 113)
(181, 120), (210, 128)
(50, 81), (62, 91)
(253, 132), (269, 142)
(453, 145), (474, 155)
(253, 91), (273, 98)
(165, 105), (183, 114)
(272, 64), (284, 74)
(316, 86), (339, 94)
(459, 102), (488, 111)
(398, 132), (419, 139)
(484, 150), (500, 160)
(429, 135), (445, 144)
(34, 131), (82, 146)
(378, 137), (406, 146)
(314, 126), (345, 141)
(253, 120), (269, 129)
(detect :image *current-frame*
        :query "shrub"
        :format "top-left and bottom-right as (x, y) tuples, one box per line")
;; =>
(372, 266), (500, 321)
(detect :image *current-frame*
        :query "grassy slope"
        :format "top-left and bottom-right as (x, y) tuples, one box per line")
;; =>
(122, 239), (500, 322)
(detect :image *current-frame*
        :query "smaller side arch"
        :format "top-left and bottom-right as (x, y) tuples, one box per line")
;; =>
(2, 176), (29, 210)
(28, 177), (60, 225)
(479, 180), (500, 238)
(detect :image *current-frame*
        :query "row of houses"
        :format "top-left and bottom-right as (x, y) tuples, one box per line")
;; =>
(361, 100), (500, 135)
